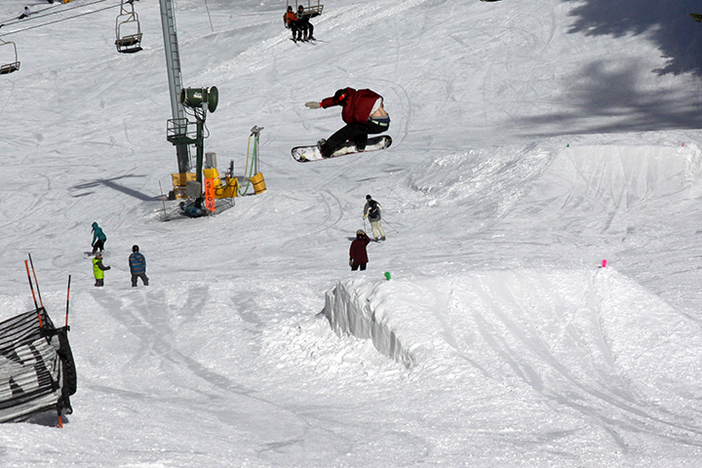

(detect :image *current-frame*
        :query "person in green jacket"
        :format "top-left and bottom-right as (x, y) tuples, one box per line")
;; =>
(93, 251), (111, 287)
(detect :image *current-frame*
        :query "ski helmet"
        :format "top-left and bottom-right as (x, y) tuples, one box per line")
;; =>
(366, 194), (372, 200)
(356, 229), (365, 237)
(132, 245), (139, 253)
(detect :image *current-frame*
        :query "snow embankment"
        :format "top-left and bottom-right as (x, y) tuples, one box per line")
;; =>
(321, 278), (416, 369)
(322, 269), (702, 415)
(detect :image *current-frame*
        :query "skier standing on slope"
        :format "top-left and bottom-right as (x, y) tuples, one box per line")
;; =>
(92, 252), (111, 287)
(349, 229), (371, 271)
(129, 245), (149, 287)
(305, 87), (390, 158)
(363, 194), (386, 241)
(91, 222), (107, 254)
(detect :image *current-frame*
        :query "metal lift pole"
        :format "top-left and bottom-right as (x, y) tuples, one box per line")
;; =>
(159, 0), (189, 174)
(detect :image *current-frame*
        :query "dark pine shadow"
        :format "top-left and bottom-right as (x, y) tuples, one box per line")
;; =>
(516, 2), (702, 137)
(563, 0), (702, 76)
(520, 60), (702, 137)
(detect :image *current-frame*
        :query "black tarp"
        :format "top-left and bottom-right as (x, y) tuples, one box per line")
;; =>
(0, 308), (76, 424)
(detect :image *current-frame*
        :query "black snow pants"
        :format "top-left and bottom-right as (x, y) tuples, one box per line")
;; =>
(321, 117), (390, 158)
(290, 23), (302, 41)
(92, 239), (106, 254)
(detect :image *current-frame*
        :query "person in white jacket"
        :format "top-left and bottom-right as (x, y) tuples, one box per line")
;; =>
(18, 6), (32, 20)
(363, 194), (386, 241)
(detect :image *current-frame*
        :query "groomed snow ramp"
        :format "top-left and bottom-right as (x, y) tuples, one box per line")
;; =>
(322, 269), (702, 427)
(0, 308), (76, 425)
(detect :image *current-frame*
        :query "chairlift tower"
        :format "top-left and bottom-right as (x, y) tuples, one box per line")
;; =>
(159, 0), (189, 176)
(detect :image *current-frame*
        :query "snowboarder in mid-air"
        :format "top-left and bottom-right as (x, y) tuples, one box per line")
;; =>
(363, 194), (386, 241)
(349, 229), (371, 271)
(305, 87), (390, 158)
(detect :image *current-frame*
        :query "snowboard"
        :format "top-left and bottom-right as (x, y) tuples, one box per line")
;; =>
(291, 135), (392, 163)
(84, 251), (109, 258)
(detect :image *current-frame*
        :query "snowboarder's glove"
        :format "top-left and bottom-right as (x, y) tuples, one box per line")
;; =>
(106, 266), (111, 270)
(305, 101), (321, 109)
(349, 259), (353, 267)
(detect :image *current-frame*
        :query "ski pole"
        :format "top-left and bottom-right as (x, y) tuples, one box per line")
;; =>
(24, 260), (41, 326)
(28, 253), (44, 309)
(382, 218), (399, 233)
(65, 275), (71, 328)
(158, 181), (169, 221)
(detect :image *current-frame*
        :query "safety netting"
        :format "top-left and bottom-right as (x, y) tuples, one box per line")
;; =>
(0, 307), (76, 424)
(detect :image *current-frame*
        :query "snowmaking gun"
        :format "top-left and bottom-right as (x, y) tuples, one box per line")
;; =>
(167, 125), (267, 219)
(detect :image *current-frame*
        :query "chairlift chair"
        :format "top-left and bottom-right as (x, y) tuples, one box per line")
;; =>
(286, 0), (323, 18)
(115, 0), (143, 54)
(0, 38), (20, 75)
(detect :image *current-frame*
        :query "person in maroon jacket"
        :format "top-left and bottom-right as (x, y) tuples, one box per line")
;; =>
(349, 229), (371, 271)
(305, 87), (390, 158)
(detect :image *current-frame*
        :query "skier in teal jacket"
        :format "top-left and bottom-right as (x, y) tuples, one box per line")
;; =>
(91, 222), (107, 254)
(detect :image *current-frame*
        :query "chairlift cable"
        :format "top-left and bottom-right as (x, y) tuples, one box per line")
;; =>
(0, 0), (112, 27)
(204, 0), (214, 32)
(1, 1), (120, 37)
(0, 0), (111, 29)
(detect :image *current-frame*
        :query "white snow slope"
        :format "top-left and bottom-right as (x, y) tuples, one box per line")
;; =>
(1, 0), (702, 466)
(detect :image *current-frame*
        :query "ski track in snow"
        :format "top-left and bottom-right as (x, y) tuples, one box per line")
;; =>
(0, 0), (702, 466)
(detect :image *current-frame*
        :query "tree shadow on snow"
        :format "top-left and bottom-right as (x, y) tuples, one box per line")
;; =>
(563, 0), (702, 76)
(513, 1), (702, 137)
(519, 60), (702, 137)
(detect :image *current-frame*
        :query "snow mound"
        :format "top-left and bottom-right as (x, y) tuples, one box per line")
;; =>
(522, 142), (702, 219)
(403, 142), (702, 219)
(322, 269), (702, 410)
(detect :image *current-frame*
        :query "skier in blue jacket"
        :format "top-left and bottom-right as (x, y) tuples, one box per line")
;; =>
(91, 222), (107, 254)
(129, 245), (149, 287)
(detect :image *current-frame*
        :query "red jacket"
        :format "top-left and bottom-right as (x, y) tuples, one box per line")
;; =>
(320, 88), (382, 125)
(349, 234), (370, 265)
